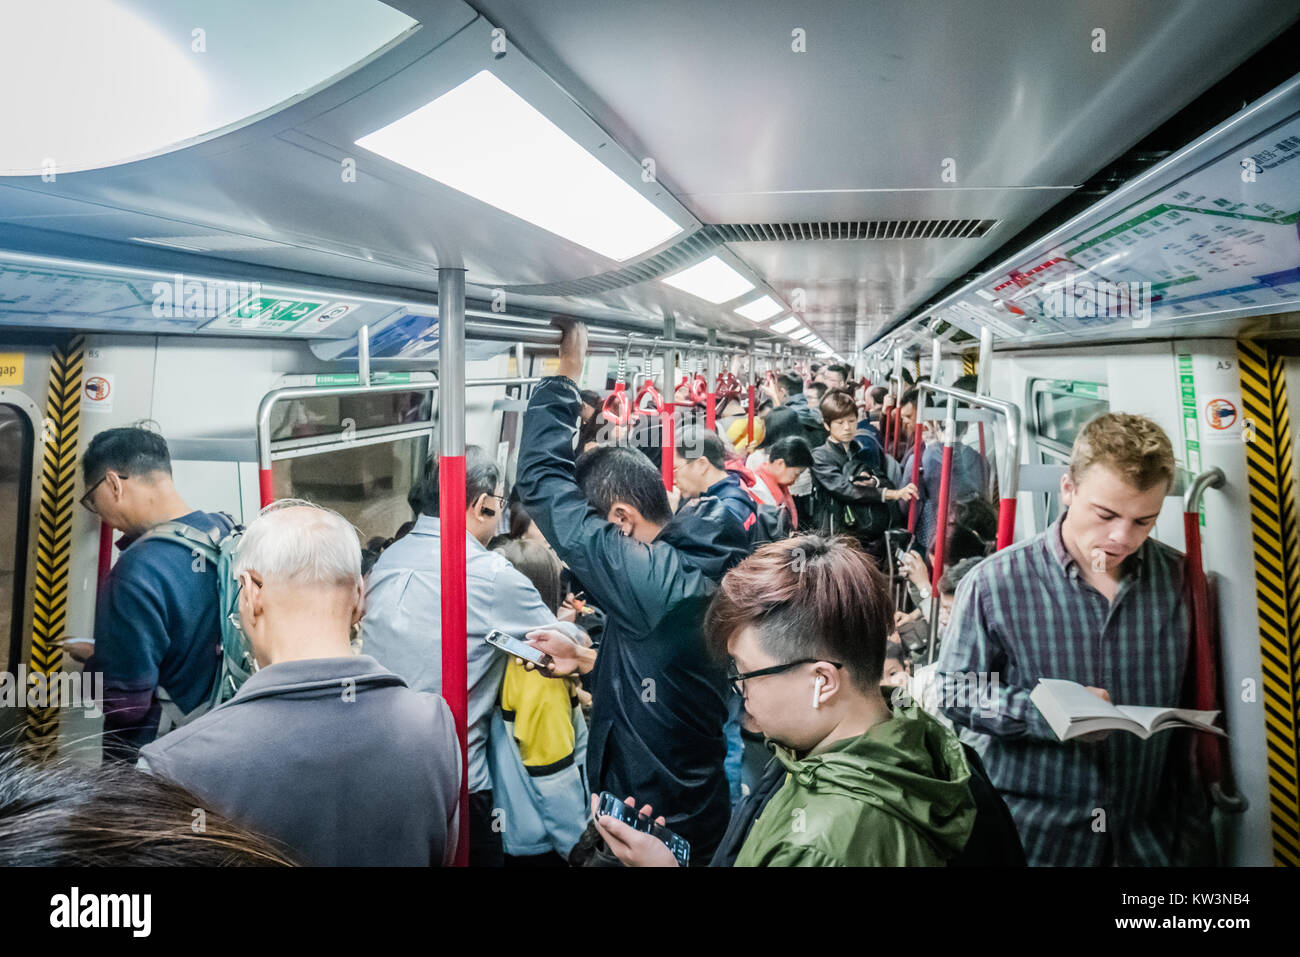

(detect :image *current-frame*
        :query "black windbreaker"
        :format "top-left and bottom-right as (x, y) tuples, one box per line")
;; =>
(516, 376), (752, 858)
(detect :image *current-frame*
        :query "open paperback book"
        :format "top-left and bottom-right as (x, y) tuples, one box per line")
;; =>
(1030, 678), (1227, 742)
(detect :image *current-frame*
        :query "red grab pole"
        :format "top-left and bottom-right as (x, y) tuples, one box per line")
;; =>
(258, 468), (274, 508)
(705, 391), (716, 431)
(1183, 470), (1232, 796)
(438, 267), (470, 867)
(660, 405), (675, 491)
(995, 498), (1017, 551)
(907, 420), (924, 533)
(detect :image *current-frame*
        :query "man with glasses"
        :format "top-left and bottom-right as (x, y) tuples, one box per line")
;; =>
(79, 425), (236, 762)
(538, 535), (990, 867)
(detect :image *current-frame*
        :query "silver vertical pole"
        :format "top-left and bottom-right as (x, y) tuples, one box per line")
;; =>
(358, 324), (371, 387)
(511, 341), (526, 488)
(440, 271), (466, 455)
(931, 338), (942, 388)
(977, 325), (994, 395)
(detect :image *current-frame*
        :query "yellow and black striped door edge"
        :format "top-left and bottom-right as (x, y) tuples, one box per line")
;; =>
(24, 335), (84, 757)
(962, 351), (977, 378)
(1238, 339), (1300, 866)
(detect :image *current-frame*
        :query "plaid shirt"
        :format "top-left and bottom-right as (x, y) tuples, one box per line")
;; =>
(937, 515), (1198, 866)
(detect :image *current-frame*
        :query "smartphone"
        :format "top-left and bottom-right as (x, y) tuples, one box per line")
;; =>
(484, 629), (547, 666)
(596, 791), (691, 867)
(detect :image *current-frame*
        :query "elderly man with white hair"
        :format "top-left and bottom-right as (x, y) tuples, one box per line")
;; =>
(139, 500), (461, 866)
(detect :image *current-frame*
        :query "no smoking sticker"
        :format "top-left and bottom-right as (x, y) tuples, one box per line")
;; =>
(84, 374), (114, 413)
(1205, 397), (1236, 430)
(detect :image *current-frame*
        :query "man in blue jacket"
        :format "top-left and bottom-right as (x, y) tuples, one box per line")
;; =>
(673, 424), (758, 534)
(80, 426), (235, 762)
(515, 320), (751, 863)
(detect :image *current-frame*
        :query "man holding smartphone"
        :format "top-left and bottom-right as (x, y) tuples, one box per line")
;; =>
(516, 319), (751, 864)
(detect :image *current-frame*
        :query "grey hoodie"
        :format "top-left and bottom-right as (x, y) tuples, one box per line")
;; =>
(139, 655), (460, 866)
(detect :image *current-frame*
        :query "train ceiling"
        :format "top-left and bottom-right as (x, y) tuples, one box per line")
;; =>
(0, 0), (1297, 359)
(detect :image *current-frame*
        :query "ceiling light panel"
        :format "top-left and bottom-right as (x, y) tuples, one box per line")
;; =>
(770, 316), (803, 334)
(659, 255), (755, 304)
(356, 70), (683, 262)
(734, 295), (783, 322)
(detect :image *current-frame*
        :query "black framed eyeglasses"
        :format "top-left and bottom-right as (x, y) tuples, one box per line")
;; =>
(726, 659), (844, 696)
(81, 472), (126, 515)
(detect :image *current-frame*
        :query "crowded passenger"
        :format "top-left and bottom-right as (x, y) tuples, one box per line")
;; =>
(899, 377), (992, 550)
(515, 319), (751, 863)
(585, 535), (991, 867)
(768, 371), (824, 442)
(811, 389), (916, 559)
(139, 500), (461, 866)
(937, 412), (1209, 866)
(488, 538), (591, 866)
(744, 435), (812, 530)
(361, 446), (585, 866)
(673, 424), (758, 534)
(77, 425), (238, 761)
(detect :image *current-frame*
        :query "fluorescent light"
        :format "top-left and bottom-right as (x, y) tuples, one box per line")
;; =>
(356, 70), (682, 262)
(770, 316), (803, 335)
(734, 296), (783, 322)
(785, 324), (809, 339)
(796, 331), (818, 343)
(660, 256), (755, 304)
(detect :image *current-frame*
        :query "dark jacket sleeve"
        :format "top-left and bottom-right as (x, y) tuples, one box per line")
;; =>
(811, 445), (884, 504)
(89, 566), (170, 760)
(514, 377), (685, 634)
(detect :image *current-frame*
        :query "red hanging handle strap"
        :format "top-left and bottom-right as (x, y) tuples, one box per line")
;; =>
(634, 379), (665, 417)
(601, 382), (632, 425)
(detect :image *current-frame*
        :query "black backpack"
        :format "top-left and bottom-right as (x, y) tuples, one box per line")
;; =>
(748, 501), (794, 545)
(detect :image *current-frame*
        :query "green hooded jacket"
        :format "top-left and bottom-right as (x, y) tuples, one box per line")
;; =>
(734, 706), (976, 867)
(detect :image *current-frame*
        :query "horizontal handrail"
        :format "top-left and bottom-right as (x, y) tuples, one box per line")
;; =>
(255, 375), (541, 475)
(916, 381), (1023, 498)
(1184, 466), (1226, 513)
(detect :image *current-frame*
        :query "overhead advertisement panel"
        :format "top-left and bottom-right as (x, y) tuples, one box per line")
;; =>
(311, 313), (509, 362)
(0, 261), (199, 332)
(0, 254), (407, 338)
(934, 116), (1300, 340)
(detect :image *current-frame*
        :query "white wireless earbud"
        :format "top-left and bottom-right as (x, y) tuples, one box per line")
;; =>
(812, 676), (825, 709)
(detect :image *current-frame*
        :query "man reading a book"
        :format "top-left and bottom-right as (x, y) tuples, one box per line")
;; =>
(936, 412), (1210, 866)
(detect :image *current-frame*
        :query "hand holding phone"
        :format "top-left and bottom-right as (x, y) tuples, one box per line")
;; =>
(484, 629), (547, 666)
(593, 792), (690, 867)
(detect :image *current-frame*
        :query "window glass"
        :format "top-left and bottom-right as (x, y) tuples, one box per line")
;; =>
(0, 405), (33, 672)
(269, 390), (432, 442)
(1036, 389), (1110, 448)
(271, 434), (427, 547)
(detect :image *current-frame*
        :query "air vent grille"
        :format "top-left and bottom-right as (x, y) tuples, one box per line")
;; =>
(134, 235), (287, 253)
(712, 220), (996, 242)
(500, 219), (997, 297)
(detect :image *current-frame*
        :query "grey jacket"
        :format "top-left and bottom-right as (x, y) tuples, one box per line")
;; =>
(361, 515), (578, 794)
(139, 655), (460, 866)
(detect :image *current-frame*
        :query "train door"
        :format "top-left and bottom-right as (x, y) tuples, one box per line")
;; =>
(1026, 377), (1111, 529)
(0, 383), (39, 746)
